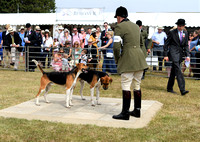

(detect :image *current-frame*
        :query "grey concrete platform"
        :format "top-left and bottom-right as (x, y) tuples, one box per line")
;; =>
(0, 94), (163, 129)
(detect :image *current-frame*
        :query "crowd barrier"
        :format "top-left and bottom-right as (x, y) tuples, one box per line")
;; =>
(0, 46), (200, 79)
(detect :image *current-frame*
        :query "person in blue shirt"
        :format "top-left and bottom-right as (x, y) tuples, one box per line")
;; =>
(0, 28), (3, 66)
(152, 27), (167, 71)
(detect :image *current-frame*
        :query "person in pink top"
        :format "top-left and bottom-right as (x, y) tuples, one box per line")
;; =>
(72, 27), (83, 48)
(80, 27), (86, 48)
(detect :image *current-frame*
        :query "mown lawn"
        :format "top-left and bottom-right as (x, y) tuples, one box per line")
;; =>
(0, 69), (200, 142)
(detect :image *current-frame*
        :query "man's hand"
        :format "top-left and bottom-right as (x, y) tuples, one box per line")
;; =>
(147, 49), (151, 54)
(0, 44), (2, 48)
(25, 41), (30, 43)
(154, 41), (160, 45)
(164, 56), (169, 61)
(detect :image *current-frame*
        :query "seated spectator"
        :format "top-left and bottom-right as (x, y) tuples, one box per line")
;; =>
(51, 48), (62, 72)
(52, 37), (60, 51)
(98, 30), (117, 73)
(79, 49), (88, 65)
(72, 41), (82, 64)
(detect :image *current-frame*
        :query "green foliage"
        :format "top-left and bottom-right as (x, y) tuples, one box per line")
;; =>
(0, 0), (56, 13)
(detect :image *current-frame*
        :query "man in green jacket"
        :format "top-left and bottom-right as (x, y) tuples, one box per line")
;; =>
(112, 6), (148, 120)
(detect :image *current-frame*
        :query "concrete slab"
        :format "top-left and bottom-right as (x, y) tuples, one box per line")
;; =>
(0, 94), (163, 129)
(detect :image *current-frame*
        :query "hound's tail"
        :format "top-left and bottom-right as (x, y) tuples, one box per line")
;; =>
(32, 59), (44, 74)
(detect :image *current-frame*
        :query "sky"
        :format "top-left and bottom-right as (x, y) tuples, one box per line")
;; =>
(55, 0), (200, 13)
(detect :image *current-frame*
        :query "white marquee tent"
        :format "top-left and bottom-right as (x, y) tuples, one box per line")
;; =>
(0, 11), (200, 37)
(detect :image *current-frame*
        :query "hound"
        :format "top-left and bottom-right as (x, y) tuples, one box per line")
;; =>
(78, 70), (113, 106)
(32, 59), (88, 108)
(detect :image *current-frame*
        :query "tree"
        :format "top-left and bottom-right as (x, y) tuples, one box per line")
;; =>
(0, 0), (56, 13)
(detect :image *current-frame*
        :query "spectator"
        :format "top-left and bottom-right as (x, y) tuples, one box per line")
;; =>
(52, 37), (59, 51)
(90, 28), (99, 52)
(34, 26), (43, 66)
(60, 28), (71, 47)
(195, 39), (200, 79)
(80, 27), (86, 48)
(42, 29), (53, 68)
(101, 22), (109, 48)
(6, 27), (22, 70)
(98, 30), (117, 73)
(85, 27), (92, 46)
(72, 27), (83, 47)
(1, 24), (10, 68)
(79, 49), (88, 65)
(189, 30), (199, 77)
(24, 23), (41, 71)
(18, 26), (25, 55)
(96, 26), (102, 48)
(84, 38), (98, 70)
(152, 26), (167, 71)
(0, 27), (3, 66)
(58, 26), (64, 44)
(72, 41), (82, 64)
(62, 41), (72, 71)
(51, 48), (62, 72)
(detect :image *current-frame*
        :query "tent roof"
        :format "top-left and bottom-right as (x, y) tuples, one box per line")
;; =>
(0, 13), (199, 27)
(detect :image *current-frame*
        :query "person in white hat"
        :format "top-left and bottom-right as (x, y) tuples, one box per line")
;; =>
(42, 29), (53, 68)
(59, 28), (71, 47)
(151, 26), (167, 71)
(6, 27), (22, 70)
(58, 25), (64, 44)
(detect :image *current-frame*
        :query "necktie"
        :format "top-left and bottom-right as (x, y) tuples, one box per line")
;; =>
(180, 31), (182, 43)
(11, 36), (14, 44)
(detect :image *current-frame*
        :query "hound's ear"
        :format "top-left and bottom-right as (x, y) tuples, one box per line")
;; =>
(109, 77), (113, 84)
(100, 77), (104, 85)
(76, 63), (80, 67)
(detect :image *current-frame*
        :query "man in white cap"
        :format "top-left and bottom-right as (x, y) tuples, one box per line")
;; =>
(152, 26), (167, 71)
(6, 27), (22, 70)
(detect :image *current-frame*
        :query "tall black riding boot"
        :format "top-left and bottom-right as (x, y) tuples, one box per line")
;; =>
(112, 90), (131, 120)
(130, 90), (141, 118)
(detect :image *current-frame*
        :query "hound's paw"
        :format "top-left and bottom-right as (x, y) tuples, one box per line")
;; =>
(35, 103), (41, 106)
(97, 102), (101, 105)
(91, 104), (95, 107)
(66, 105), (71, 108)
(81, 97), (86, 100)
(69, 102), (73, 106)
(45, 101), (51, 104)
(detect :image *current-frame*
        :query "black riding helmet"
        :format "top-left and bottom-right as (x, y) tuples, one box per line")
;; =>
(114, 6), (128, 18)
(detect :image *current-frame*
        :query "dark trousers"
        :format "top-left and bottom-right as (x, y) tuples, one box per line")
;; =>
(41, 50), (52, 68)
(167, 61), (185, 92)
(153, 46), (164, 71)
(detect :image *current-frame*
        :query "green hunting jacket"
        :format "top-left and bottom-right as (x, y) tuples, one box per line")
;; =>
(113, 19), (148, 74)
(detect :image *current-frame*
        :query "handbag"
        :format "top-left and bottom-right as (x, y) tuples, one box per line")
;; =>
(106, 52), (113, 58)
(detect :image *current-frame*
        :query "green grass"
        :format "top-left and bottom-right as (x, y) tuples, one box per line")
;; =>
(0, 69), (200, 142)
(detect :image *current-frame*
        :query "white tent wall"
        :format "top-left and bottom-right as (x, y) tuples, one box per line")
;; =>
(0, 12), (200, 36)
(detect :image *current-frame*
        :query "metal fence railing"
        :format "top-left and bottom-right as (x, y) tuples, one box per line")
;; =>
(0, 46), (200, 79)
